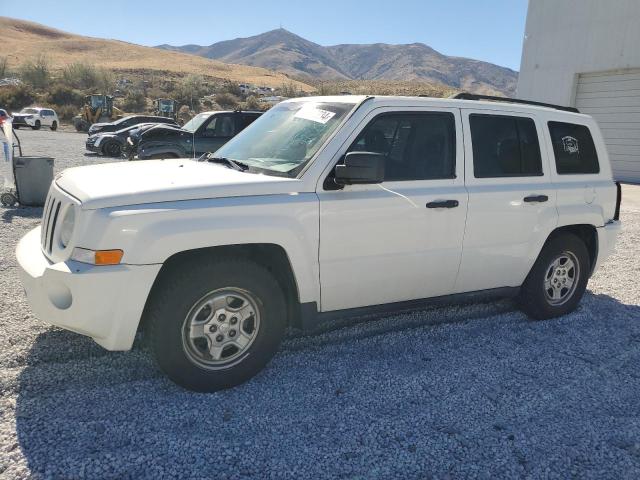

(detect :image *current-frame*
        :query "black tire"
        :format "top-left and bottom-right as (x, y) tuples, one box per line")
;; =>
(145, 257), (287, 392)
(518, 233), (590, 320)
(13, 125), (20, 129)
(50, 121), (58, 131)
(32, 120), (41, 130)
(102, 141), (122, 157)
(1, 192), (18, 207)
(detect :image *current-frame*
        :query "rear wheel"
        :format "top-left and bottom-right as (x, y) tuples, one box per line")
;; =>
(102, 140), (122, 157)
(145, 257), (286, 392)
(518, 233), (590, 319)
(32, 120), (41, 130)
(50, 121), (58, 131)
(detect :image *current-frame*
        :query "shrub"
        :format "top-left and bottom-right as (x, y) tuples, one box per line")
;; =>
(122, 90), (147, 112)
(174, 74), (207, 111)
(20, 54), (49, 90)
(46, 85), (84, 107)
(224, 81), (242, 96)
(56, 104), (78, 122)
(61, 63), (114, 92)
(214, 92), (238, 109)
(244, 95), (259, 110)
(0, 57), (8, 78)
(0, 84), (36, 111)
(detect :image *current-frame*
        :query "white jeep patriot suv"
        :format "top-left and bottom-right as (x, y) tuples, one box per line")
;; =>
(16, 94), (622, 391)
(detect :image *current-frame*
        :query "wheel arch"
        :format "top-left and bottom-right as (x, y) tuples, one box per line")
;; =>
(544, 224), (598, 275)
(139, 243), (304, 333)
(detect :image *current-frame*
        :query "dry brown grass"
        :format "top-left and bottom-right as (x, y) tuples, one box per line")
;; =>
(0, 16), (314, 92)
(310, 79), (458, 98)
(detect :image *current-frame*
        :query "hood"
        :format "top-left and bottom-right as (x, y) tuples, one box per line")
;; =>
(139, 124), (184, 138)
(55, 159), (301, 210)
(88, 122), (112, 133)
(12, 112), (33, 117)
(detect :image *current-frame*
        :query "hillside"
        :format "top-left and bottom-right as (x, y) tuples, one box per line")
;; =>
(159, 29), (518, 96)
(0, 17), (313, 91)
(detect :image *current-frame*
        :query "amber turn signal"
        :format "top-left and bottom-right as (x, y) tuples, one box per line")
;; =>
(94, 250), (124, 265)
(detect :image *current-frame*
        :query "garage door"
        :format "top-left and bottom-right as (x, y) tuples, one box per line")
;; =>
(575, 69), (640, 183)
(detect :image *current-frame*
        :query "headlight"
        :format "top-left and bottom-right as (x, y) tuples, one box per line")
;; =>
(94, 136), (103, 147)
(59, 205), (76, 248)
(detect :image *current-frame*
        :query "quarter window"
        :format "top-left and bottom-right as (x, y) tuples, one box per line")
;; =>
(470, 114), (542, 178)
(548, 122), (599, 174)
(348, 112), (456, 181)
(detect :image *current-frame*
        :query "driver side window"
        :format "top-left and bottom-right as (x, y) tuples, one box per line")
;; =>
(348, 112), (456, 181)
(204, 115), (235, 138)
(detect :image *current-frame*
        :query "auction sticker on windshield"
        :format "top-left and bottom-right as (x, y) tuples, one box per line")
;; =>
(294, 104), (336, 124)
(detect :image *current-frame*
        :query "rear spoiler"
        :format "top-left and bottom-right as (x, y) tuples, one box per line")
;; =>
(614, 181), (622, 221)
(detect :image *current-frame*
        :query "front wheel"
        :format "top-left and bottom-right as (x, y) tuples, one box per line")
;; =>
(102, 141), (122, 157)
(32, 120), (41, 130)
(145, 257), (286, 392)
(518, 233), (590, 320)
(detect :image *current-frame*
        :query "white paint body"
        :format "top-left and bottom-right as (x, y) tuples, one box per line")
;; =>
(11, 107), (58, 128)
(517, 0), (640, 182)
(16, 96), (621, 350)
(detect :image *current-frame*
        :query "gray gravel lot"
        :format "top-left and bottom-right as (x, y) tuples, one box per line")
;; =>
(1, 128), (640, 479)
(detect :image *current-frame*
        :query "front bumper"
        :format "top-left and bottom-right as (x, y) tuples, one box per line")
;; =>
(16, 227), (162, 350)
(13, 117), (33, 127)
(85, 141), (100, 153)
(593, 220), (622, 274)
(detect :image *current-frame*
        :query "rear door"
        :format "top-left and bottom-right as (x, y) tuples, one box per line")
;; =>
(455, 110), (558, 293)
(236, 113), (260, 134)
(318, 107), (468, 311)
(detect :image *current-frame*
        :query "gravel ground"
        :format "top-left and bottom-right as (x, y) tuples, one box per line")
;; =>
(1, 128), (640, 479)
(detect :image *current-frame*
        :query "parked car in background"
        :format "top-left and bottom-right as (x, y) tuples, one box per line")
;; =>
(86, 123), (161, 157)
(135, 110), (262, 160)
(125, 122), (181, 159)
(15, 95), (621, 391)
(12, 107), (58, 130)
(88, 115), (177, 136)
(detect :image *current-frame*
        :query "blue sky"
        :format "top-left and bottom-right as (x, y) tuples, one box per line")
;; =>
(1, 0), (528, 70)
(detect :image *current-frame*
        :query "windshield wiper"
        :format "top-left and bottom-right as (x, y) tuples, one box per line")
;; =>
(198, 153), (249, 172)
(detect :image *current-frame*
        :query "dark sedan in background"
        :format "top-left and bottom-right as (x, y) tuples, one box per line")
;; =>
(86, 123), (163, 157)
(88, 115), (177, 136)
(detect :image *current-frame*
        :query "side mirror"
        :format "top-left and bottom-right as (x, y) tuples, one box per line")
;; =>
(334, 152), (385, 185)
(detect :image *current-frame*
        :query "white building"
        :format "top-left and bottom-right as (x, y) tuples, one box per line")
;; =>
(517, 0), (640, 182)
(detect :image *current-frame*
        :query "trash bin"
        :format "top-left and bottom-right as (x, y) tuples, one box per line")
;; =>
(14, 156), (54, 206)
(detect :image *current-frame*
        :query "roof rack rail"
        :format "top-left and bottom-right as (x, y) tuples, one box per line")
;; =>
(451, 92), (580, 114)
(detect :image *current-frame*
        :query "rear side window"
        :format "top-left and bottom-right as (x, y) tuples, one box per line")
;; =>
(548, 122), (599, 174)
(470, 114), (542, 178)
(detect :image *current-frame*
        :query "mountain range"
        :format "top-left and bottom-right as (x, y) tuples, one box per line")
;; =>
(158, 29), (518, 96)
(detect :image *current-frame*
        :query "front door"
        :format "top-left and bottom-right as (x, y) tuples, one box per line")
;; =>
(454, 109), (558, 293)
(194, 114), (236, 155)
(318, 108), (468, 311)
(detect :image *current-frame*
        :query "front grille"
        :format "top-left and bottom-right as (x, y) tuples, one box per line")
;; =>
(41, 192), (63, 255)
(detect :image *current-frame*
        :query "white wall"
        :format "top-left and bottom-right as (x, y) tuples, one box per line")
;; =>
(517, 0), (640, 105)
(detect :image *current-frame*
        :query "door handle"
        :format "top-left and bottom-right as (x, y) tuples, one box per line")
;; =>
(426, 199), (459, 209)
(523, 195), (549, 203)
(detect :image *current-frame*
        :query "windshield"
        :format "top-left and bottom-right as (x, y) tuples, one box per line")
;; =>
(182, 113), (210, 133)
(214, 101), (355, 176)
(21, 108), (38, 114)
